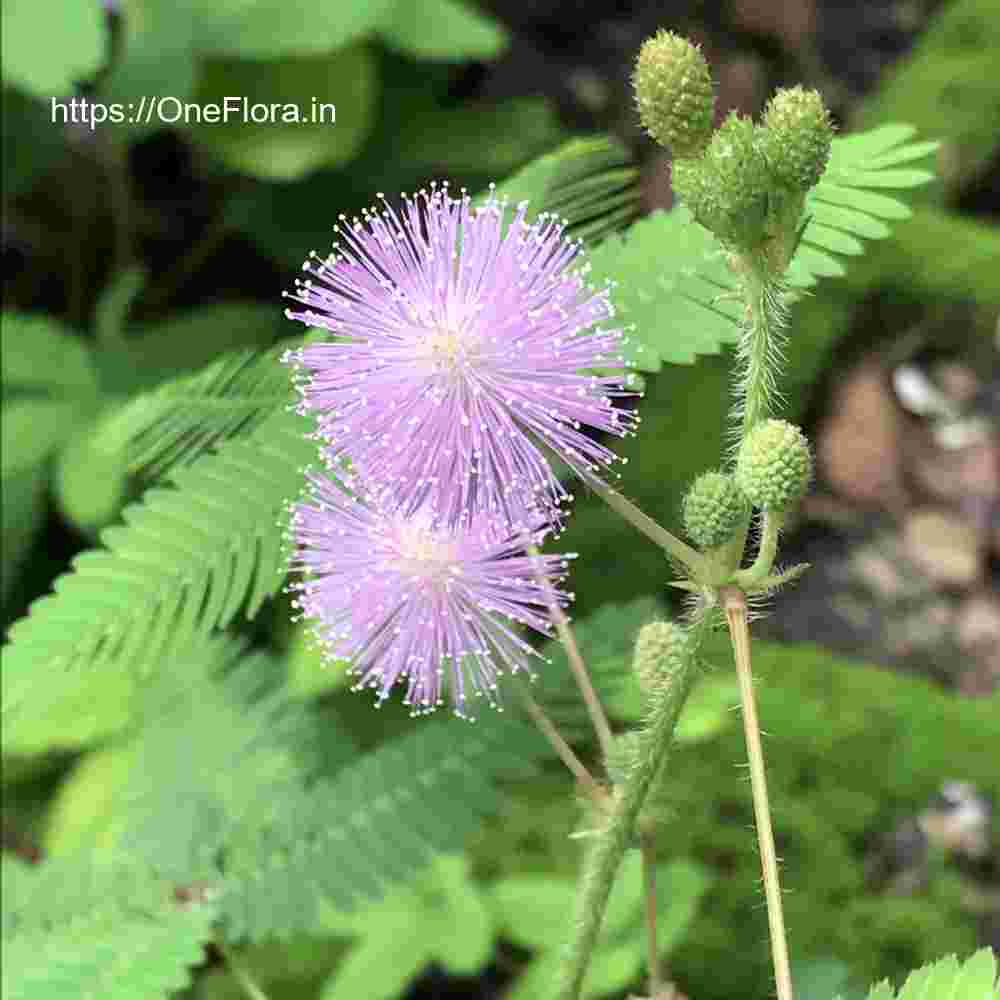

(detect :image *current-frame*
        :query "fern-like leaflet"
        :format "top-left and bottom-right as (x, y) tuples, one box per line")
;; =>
(488, 133), (642, 243)
(582, 125), (937, 372)
(1, 409), (317, 742)
(792, 123), (937, 288)
(89, 344), (293, 478)
(2, 854), (216, 1000)
(220, 709), (547, 941)
(6, 624), (550, 947)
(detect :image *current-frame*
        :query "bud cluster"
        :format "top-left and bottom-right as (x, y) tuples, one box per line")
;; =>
(671, 112), (772, 250)
(633, 32), (834, 253)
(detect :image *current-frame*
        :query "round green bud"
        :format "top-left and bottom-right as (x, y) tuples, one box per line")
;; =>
(682, 470), (748, 548)
(633, 30), (715, 158)
(735, 419), (813, 510)
(633, 619), (687, 697)
(760, 85), (834, 191)
(671, 112), (771, 248)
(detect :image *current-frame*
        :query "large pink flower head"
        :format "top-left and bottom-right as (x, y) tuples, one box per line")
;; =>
(282, 181), (640, 528)
(287, 470), (575, 720)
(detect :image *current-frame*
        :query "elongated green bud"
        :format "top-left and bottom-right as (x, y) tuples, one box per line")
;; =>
(633, 30), (715, 158)
(735, 418), (813, 510)
(633, 619), (688, 697)
(760, 85), (834, 191)
(671, 112), (771, 249)
(682, 470), (748, 548)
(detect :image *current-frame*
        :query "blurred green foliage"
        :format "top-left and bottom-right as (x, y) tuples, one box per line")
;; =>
(1, 0), (106, 98)
(843, 0), (1000, 312)
(489, 854), (712, 1000)
(855, 0), (1000, 194)
(473, 629), (1000, 1000)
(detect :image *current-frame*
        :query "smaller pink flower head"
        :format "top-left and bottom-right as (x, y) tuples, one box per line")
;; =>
(282, 181), (640, 529)
(286, 470), (575, 719)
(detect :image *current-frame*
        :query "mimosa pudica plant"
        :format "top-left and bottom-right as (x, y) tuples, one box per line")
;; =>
(0, 26), (952, 1000)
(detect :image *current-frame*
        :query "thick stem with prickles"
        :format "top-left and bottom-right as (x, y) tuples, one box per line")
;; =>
(721, 586), (794, 1000)
(735, 263), (787, 444)
(728, 257), (790, 576)
(555, 610), (711, 1000)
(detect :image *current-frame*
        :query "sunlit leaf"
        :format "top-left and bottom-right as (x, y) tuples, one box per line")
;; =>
(1, 0), (106, 98)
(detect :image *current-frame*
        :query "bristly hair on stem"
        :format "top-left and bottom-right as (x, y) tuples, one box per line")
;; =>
(720, 586), (793, 1000)
(727, 263), (790, 461)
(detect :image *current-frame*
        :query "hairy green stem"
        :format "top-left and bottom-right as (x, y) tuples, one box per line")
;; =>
(734, 262), (788, 444)
(716, 250), (795, 1000)
(555, 608), (711, 1000)
(727, 256), (790, 579)
(721, 586), (794, 1000)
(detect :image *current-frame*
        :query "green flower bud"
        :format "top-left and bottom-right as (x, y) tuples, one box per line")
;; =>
(682, 470), (748, 548)
(671, 112), (771, 249)
(735, 419), (813, 510)
(632, 30), (715, 158)
(633, 620), (688, 697)
(760, 85), (834, 191)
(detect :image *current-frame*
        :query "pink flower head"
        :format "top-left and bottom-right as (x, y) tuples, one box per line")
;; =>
(282, 181), (639, 529)
(287, 470), (575, 719)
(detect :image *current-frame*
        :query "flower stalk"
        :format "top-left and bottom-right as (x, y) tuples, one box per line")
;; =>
(529, 543), (615, 759)
(721, 586), (794, 1000)
(515, 678), (608, 807)
(588, 478), (707, 577)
